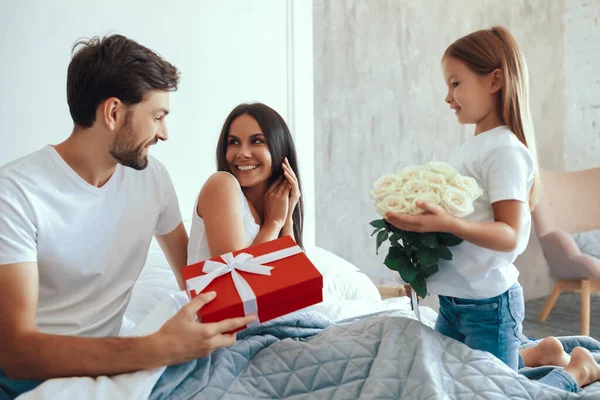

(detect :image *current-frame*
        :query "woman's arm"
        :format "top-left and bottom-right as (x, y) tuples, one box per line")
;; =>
(280, 158), (300, 241)
(198, 173), (288, 257)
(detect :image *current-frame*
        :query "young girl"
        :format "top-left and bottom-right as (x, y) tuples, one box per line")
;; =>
(188, 102), (303, 264)
(386, 27), (600, 390)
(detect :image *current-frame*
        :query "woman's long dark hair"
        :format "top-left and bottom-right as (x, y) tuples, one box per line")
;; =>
(216, 103), (304, 249)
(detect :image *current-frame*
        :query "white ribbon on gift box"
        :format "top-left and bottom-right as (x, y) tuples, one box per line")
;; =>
(185, 245), (303, 328)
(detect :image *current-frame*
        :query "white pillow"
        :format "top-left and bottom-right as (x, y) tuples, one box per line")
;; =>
(124, 239), (179, 325)
(572, 229), (600, 259)
(321, 270), (381, 302)
(125, 241), (380, 324)
(305, 245), (359, 274)
(305, 245), (380, 302)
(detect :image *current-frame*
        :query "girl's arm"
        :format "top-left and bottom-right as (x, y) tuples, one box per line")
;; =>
(449, 200), (524, 252)
(387, 146), (533, 253)
(385, 199), (526, 253)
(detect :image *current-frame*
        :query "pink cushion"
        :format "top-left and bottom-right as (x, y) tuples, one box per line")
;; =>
(539, 231), (600, 280)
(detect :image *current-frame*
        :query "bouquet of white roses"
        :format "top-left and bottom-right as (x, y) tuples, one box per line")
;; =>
(369, 162), (482, 299)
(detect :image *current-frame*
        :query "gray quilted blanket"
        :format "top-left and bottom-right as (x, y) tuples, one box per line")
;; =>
(149, 311), (600, 399)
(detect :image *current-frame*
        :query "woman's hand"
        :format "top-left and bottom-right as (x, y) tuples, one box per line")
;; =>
(282, 157), (301, 219)
(281, 158), (301, 238)
(262, 177), (290, 229)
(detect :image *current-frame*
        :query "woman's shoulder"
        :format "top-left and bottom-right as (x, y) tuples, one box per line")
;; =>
(204, 171), (240, 189)
(197, 171), (243, 215)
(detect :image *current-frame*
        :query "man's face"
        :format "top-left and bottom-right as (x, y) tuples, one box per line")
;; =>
(109, 90), (170, 170)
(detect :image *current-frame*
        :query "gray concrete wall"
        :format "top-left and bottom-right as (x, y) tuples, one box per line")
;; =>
(313, 0), (597, 305)
(564, 0), (600, 171)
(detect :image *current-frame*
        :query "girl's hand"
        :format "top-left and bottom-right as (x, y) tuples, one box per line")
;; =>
(385, 201), (456, 234)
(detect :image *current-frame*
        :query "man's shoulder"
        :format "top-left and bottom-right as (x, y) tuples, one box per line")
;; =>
(0, 146), (52, 186)
(1, 146), (50, 171)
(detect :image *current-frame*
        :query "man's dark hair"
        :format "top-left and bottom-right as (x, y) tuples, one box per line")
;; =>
(67, 34), (180, 128)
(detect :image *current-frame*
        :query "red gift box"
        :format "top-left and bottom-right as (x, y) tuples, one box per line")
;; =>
(181, 236), (323, 329)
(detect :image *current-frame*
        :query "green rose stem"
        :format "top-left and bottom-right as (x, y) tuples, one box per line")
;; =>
(370, 219), (463, 299)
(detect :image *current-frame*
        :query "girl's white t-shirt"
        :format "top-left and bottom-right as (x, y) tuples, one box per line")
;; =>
(426, 125), (534, 299)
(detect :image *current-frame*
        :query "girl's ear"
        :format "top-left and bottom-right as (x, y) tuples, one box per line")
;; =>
(490, 68), (504, 94)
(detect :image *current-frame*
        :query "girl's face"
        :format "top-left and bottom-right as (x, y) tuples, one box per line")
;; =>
(442, 56), (500, 127)
(225, 114), (272, 188)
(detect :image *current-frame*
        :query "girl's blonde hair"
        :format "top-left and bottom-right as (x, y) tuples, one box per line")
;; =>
(444, 26), (539, 209)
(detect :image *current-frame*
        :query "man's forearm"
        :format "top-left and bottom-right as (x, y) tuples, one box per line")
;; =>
(4, 331), (171, 380)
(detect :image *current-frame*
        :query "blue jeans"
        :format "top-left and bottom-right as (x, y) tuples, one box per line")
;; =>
(435, 283), (524, 370)
(0, 367), (43, 399)
(517, 335), (600, 393)
(537, 370), (579, 393)
(436, 285), (583, 394)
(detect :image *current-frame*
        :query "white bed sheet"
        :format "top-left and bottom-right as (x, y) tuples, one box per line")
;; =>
(17, 244), (436, 400)
(18, 294), (435, 400)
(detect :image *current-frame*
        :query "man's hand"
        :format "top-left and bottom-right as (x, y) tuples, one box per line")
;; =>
(154, 292), (257, 364)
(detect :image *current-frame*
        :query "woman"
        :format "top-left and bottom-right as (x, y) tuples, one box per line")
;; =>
(188, 102), (303, 264)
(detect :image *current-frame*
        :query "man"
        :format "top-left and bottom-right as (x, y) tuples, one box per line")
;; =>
(0, 34), (254, 398)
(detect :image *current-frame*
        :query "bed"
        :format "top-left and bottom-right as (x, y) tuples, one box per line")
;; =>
(17, 231), (600, 399)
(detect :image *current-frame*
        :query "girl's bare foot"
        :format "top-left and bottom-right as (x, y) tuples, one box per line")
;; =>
(564, 347), (600, 388)
(538, 337), (571, 367)
(376, 285), (406, 300)
(520, 337), (570, 368)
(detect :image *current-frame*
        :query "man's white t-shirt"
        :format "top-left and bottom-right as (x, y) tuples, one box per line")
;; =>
(0, 145), (181, 337)
(426, 125), (534, 299)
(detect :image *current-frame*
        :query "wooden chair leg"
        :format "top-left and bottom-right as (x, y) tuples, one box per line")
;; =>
(581, 279), (591, 336)
(538, 281), (563, 322)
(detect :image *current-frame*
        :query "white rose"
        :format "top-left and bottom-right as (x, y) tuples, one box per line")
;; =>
(397, 165), (427, 181)
(369, 174), (403, 200)
(450, 175), (483, 201)
(376, 195), (411, 217)
(423, 171), (447, 190)
(426, 161), (459, 179)
(441, 186), (475, 218)
(409, 191), (442, 215)
(399, 179), (434, 200)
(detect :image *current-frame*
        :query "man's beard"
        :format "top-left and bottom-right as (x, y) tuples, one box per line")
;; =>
(109, 114), (156, 171)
